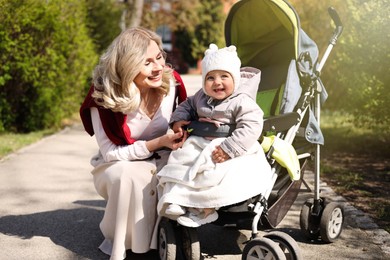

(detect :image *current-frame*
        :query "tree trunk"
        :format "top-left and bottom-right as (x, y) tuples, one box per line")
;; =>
(128, 0), (144, 28)
(119, 9), (127, 31)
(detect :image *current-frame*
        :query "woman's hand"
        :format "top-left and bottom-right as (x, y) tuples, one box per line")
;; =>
(145, 121), (189, 152)
(146, 131), (186, 152)
(161, 131), (187, 150)
(171, 120), (190, 145)
(212, 145), (231, 163)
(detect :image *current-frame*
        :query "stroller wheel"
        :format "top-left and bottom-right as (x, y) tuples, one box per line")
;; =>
(299, 198), (320, 240)
(158, 219), (177, 260)
(264, 231), (303, 260)
(242, 237), (286, 260)
(181, 226), (201, 260)
(320, 202), (344, 243)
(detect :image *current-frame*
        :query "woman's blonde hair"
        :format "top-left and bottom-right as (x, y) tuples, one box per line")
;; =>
(92, 27), (173, 114)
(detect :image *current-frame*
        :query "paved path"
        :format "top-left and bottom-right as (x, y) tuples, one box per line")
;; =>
(0, 75), (389, 259)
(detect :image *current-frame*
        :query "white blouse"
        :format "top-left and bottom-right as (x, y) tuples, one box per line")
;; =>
(91, 82), (177, 162)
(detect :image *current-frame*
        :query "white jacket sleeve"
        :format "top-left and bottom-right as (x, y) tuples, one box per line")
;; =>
(90, 107), (153, 162)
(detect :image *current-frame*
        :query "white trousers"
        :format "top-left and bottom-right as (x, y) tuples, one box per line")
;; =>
(91, 150), (169, 260)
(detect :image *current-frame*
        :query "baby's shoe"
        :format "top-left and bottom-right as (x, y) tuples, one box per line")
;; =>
(177, 210), (218, 228)
(165, 204), (186, 216)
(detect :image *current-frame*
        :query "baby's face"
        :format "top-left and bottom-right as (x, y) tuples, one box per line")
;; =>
(204, 70), (234, 100)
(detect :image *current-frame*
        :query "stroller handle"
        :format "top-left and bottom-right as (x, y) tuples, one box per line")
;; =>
(317, 7), (343, 72)
(328, 7), (343, 45)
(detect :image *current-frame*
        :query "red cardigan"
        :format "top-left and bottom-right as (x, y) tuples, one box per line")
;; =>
(79, 71), (187, 145)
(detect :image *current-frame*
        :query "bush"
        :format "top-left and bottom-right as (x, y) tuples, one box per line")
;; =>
(0, 0), (98, 132)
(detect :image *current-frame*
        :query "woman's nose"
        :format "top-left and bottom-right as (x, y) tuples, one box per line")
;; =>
(153, 59), (165, 70)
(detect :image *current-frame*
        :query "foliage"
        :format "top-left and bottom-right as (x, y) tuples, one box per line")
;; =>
(189, 0), (226, 61)
(129, 0), (226, 69)
(140, 0), (226, 69)
(0, 0), (98, 133)
(141, 1), (201, 32)
(340, 0), (389, 127)
(141, 1), (202, 68)
(290, 0), (390, 131)
(174, 29), (198, 67)
(85, 0), (123, 54)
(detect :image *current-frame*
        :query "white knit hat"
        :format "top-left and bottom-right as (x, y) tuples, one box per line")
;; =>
(201, 43), (241, 91)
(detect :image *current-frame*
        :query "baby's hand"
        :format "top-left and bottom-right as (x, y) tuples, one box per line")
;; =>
(172, 120), (190, 135)
(212, 145), (230, 163)
(199, 117), (221, 128)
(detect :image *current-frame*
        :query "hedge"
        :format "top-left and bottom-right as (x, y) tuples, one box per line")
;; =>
(0, 0), (98, 132)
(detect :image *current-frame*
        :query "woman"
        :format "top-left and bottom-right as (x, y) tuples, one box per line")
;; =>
(79, 27), (187, 260)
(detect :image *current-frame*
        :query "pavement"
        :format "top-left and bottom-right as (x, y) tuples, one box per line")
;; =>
(0, 74), (389, 260)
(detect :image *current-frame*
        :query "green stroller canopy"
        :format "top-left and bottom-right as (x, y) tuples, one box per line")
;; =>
(225, 0), (299, 68)
(225, 0), (326, 145)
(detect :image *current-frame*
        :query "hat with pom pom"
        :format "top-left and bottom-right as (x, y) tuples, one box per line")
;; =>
(201, 43), (241, 91)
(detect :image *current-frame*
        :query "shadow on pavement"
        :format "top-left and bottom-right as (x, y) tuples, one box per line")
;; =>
(0, 201), (107, 259)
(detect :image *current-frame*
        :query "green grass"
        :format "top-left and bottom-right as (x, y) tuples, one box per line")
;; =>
(319, 110), (390, 232)
(0, 113), (80, 160)
(0, 129), (56, 159)
(320, 110), (390, 155)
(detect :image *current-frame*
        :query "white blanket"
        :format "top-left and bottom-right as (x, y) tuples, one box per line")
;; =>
(157, 136), (273, 216)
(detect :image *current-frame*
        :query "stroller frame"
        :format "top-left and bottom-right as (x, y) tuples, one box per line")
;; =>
(158, 1), (344, 259)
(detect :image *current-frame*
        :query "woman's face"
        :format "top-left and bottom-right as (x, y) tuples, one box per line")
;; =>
(204, 70), (235, 100)
(134, 40), (166, 91)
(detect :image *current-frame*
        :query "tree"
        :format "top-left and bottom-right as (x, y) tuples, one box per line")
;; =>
(189, 0), (226, 70)
(291, 0), (389, 130)
(140, 0), (226, 70)
(86, 0), (123, 53)
(338, 0), (389, 128)
(168, 0), (202, 68)
(128, 0), (144, 28)
(119, 0), (145, 30)
(142, 0), (201, 71)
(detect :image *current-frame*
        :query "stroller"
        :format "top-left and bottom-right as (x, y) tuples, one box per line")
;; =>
(158, 0), (344, 259)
